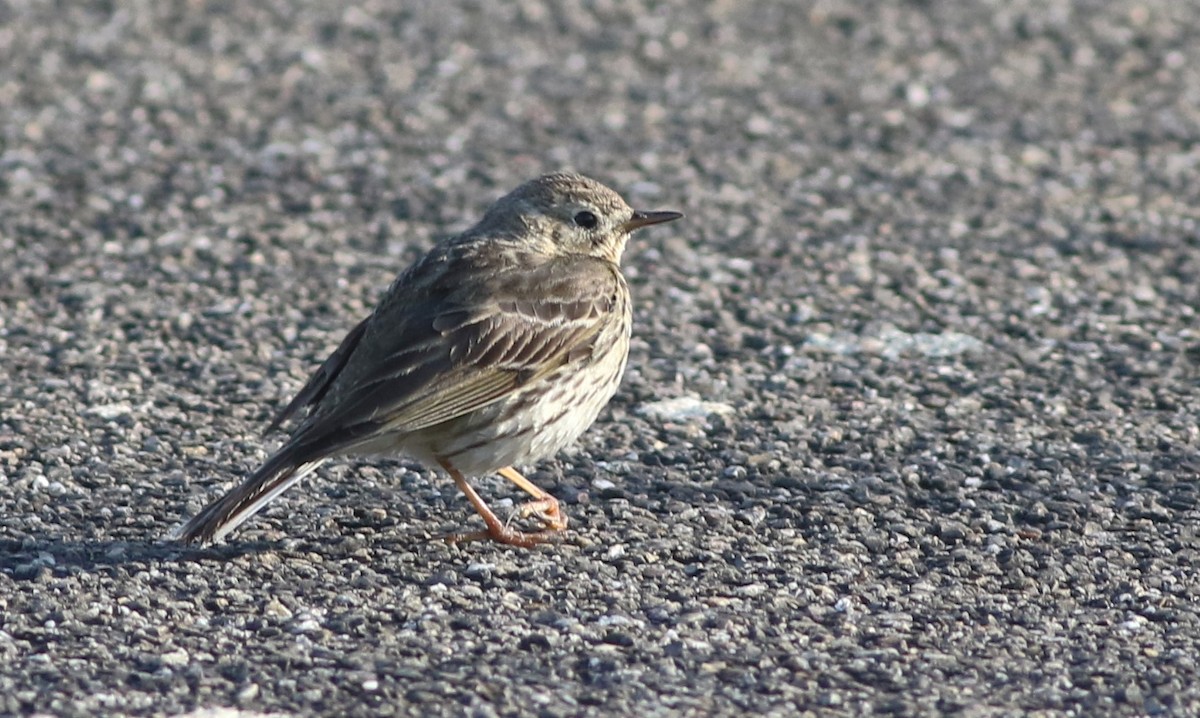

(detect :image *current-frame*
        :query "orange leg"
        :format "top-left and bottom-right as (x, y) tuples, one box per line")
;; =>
(438, 459), (562, 548)
(497, 466), (568, 531)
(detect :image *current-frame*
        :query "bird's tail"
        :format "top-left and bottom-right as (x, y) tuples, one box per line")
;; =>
(170, 451), (327, 545)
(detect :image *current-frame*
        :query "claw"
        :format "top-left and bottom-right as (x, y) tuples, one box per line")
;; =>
(508, 496), (568, 531)
(443, 525), (561, 548)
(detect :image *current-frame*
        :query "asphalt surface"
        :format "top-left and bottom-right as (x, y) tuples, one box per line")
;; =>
(3, 1), (1199, 716)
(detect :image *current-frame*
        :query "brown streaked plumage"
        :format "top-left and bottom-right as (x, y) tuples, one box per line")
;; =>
(172, 172), (682, 547)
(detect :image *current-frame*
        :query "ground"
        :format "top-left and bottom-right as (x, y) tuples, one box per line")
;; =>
(2, 1), (1199, 716)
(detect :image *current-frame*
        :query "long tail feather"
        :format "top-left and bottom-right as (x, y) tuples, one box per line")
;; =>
(171, 453), (327, 545)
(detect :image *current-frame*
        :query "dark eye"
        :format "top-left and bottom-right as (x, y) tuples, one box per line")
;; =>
(573, 210), (598, 229)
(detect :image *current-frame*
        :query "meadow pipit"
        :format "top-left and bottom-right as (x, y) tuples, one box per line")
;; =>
(173, 172), (682, 547)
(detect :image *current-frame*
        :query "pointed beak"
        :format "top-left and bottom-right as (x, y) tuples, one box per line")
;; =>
(622, 209), (683, 233)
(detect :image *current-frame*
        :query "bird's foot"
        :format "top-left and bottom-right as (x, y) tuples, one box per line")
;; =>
(443, 523), (563, 548)
(506, 496), (569, 532)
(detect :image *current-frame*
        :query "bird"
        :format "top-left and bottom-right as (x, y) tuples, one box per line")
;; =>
(172, 172), (682, 548)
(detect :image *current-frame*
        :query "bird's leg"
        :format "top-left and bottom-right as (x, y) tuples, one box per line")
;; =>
(438, 459), (558, 548)
(497, 466), (568, 532)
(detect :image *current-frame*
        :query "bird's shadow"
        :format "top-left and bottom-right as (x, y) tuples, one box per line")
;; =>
(0, 526), (460, 577)
(0, 536), (280, 574)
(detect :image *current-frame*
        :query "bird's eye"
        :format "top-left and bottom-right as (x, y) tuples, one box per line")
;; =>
(573, 211), (598, 229)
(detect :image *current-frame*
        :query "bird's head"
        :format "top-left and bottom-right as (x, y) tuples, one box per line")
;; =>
(480, 172), (682, 264)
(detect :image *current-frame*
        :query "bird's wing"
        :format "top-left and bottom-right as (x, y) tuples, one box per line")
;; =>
(285, 254), (624, 458)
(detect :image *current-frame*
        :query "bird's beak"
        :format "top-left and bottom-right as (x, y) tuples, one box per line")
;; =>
(622, 210), (684, 232)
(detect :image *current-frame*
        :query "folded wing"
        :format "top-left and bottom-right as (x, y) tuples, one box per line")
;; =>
(276, 252), (623, 462)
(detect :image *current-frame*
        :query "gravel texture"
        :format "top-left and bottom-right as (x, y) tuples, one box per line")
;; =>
(3, 1), (1200, 716)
